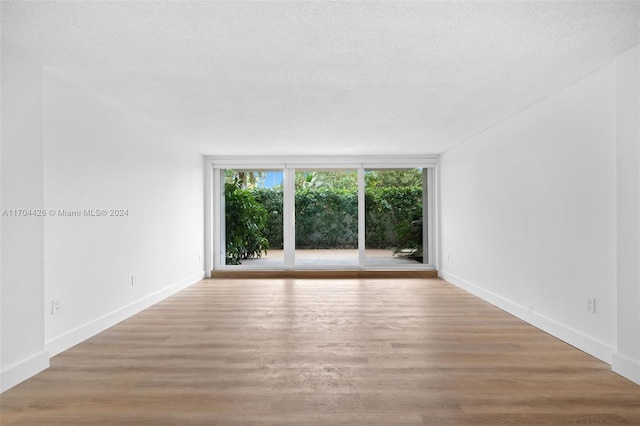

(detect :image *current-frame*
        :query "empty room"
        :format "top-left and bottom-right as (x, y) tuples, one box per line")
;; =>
(1, 1), (640, 424)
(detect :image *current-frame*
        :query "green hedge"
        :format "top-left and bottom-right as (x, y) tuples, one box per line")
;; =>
(365, 187), (423, 251)
(250, 187), (284, 249)
(295, 187), (358, 248)
(250, 187), (422, 250)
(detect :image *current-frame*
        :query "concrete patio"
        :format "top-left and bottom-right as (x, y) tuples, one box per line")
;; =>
(238, 248), (423, 267)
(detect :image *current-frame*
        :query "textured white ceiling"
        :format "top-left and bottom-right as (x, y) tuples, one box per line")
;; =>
(2, 1), (639, 156)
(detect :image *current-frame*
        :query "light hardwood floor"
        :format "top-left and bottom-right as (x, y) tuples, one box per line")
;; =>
(2, 278), (639, 425)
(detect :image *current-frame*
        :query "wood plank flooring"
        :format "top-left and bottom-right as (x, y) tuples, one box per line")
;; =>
(2, 278), (639, 425)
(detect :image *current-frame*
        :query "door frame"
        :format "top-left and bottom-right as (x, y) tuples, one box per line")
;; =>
(205, 155), (439, 275)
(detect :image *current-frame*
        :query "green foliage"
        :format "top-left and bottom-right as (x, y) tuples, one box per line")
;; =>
(245, 186), (422, 253)
(225, 169), (424, 258)
(224, 169), (267, 189)
(392, 218), (423, 260)
(365, 169), (423, 188)
(295, 187), (359, 248)
(295, 172), (329, 189)
(294, 171), (358, 190)
(250, 187), (284, 249)
(225, 181), (270, 265)
(293, 170), (421, 190)
(365, 187), (423, 254)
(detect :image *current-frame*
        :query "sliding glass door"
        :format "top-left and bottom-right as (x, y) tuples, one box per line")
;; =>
(222, 168), (283, 267)
(364, 168), (427, 267)
(294, 169), (359, 267)
(211, 158), (435, 270)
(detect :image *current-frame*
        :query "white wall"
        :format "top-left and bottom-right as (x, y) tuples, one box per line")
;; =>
(1, 42), (49, 391)
(440, 63), (618, 362)
(43, 72), (205, 356)
(613, 45), (640, 383)
(1, 41), (205, 391)
(440, 45), (640, 385)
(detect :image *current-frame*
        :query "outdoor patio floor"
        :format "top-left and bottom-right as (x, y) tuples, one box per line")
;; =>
(238, 249), (423, 267)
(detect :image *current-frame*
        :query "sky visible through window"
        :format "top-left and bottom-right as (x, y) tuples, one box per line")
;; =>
(263, 171), (283, 188)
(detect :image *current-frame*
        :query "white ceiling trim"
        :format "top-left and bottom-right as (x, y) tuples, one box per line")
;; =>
(209, 155), (439, 169)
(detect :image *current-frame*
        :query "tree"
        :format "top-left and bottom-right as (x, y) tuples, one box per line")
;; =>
(224, 170), (267, 189)
(225, 180), (270, 264)
(295, 171), (357, 190)
(365, 169), (423, 188)
(296, 171), (330, 189)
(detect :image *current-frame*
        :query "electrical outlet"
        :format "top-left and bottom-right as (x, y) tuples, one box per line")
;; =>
(51, 299), (60, 315)
(131, 274), (136, 286)
(587, 298), (596, 314)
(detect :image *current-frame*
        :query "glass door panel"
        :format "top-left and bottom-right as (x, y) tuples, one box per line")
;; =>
(294, 169), (358, 266)
(364, 168), (426, 267)
(224, 169), (283, 267)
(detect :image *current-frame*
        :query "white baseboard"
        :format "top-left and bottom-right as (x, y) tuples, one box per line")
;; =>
(1, 350), (50, 393)
(612, 352), (640, 385)
(46, 271), (205, 357)
(439, 271), (614, 364)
